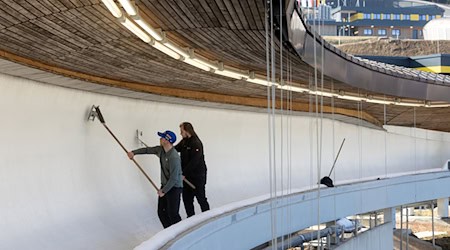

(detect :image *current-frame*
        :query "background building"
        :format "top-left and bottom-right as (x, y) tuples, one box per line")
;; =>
(301, 0), (445, 38)
(423, 17), (450, 39)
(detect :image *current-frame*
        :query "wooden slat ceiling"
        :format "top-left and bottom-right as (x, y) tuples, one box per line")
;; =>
(0, 0), (449, 131)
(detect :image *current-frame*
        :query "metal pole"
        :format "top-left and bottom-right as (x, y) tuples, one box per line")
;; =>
(328, 138), (345, 176)
(103, 124), (159, 191)
(432, 201), (435, 247)
(92, 106), (159, 191)
(406, 206), (409, 250)
(400, 206), (403, 250)
(375, 211), (378, 227)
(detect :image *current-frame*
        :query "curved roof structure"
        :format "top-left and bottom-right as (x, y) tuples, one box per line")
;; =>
(0, 0), (449, 131)
(423, 17), (450, 40)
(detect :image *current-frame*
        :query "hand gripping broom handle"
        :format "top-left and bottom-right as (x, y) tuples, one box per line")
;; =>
(95, 107), (159, 191)
(328, 138), (346, 177)
(138, 138), (196, 190)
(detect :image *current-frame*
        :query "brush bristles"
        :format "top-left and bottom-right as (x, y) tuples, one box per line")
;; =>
(95, 106), (106, 124)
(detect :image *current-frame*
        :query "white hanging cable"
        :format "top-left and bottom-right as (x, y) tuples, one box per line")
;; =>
(286, 56), (293, 249)
(331, 79), (338, 234)
(414, 107), (417, 174)
(384, 96), (388, 178)
(278, 0), (285, 247)
(358, 92), (363, 236)
(413, 107), (418, 220)
(267, 0), (277, 248)
(312, 4), (323, 246)
(383, 95), (390, 232)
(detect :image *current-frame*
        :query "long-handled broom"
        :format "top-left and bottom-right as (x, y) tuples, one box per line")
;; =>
(88, 106), (159, 191)
(320, 138), (346, 188)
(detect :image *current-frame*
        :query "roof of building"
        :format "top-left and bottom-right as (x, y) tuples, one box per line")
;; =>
(306, 20), (341, 25)
(350, 19), (430, 27)
(332, 5), (444, 15)
(424, 17), (450, 29)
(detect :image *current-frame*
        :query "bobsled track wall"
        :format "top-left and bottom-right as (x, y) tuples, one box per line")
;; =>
(1, 72), (450, 250)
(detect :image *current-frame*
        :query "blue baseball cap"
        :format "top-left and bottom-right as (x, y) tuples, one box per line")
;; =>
(157, 130), (177, 144)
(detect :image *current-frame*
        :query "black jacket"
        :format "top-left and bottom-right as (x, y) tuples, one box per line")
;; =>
(175, 135), (207, 183)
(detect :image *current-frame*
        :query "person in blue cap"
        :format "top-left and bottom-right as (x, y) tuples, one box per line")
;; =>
(127, 130), (183, 228)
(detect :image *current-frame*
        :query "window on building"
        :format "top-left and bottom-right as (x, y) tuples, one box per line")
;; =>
(383, 14), (390, 20)
(364, 29), (373, 35)
(392, 29), (400, 37)
(393, 14), (400, 20)
(373, 14), (381, 19)
(429, 15), (435, 20)
(378, 29), (387, 36)
(419, 14), (427, 20)
(363, 13), (371, 19)
(403, 14), (410, 20)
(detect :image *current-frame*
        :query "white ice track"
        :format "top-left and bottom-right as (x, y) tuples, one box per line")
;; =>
(2, 72), (450, 250)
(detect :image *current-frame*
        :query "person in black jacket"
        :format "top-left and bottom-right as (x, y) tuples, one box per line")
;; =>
(175, 122), (210, 217)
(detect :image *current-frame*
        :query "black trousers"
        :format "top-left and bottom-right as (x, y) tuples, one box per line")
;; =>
(183, 182), (210, 217)
(158, 187), (182, 228)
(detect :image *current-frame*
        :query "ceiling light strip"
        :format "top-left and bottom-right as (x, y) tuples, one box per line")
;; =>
(121, 17), (151, 43)
(100, 2), (450, 109)
(215, 69), (247, 80)
(118, 0), (137, 16)
(192, 57), (219, 70)
(247, 77), (270, 86)
(133, 16), (163, 41)
(151, 41), (181, 60)
(163, 42), (190, 58)
(184, 58), (211, 71)
(101, 0), (122, 18)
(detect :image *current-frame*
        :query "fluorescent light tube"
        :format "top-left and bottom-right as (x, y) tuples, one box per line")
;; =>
(118, 0), (137, 16)
(365, 99), (394, 105)
(133, 16), (163, 41)
(184, 58), (211, 71)
(101, 0), (122, 18)
(426, 104), (450, 108)
(338, 95), (364, 102)
(163, 42), (190, 58)
(279, 85), (307, 92)
(247, 77), (270, 86)
(121, 18), (151, 43)
(397, 102), (424, 107)
(151, 41), (181, 60)
(192, 57), (219, 70)
(215, 69), (247, 80)
(309, 90), (335, 97)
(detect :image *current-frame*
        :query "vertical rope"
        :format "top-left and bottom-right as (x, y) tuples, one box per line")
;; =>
(384, 96), (387, 178)
(278, 1), (284, 247)
(383, 96), (390, 239)
(312, 4), (323, 246)
(400, 205), (404, 250)
(414, 107), (417, 173)
(265, 0), (276, 248)
(357, 94), (363, 237)
(432, 201), (435, 247)
(286, 55), (293, 249)
(406, 205), (409, 250)
(331, 79), (338, 239)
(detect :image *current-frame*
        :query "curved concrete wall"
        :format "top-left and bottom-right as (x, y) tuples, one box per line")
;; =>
(137, 171), (450, 249)
(1, 73), (450, 249)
